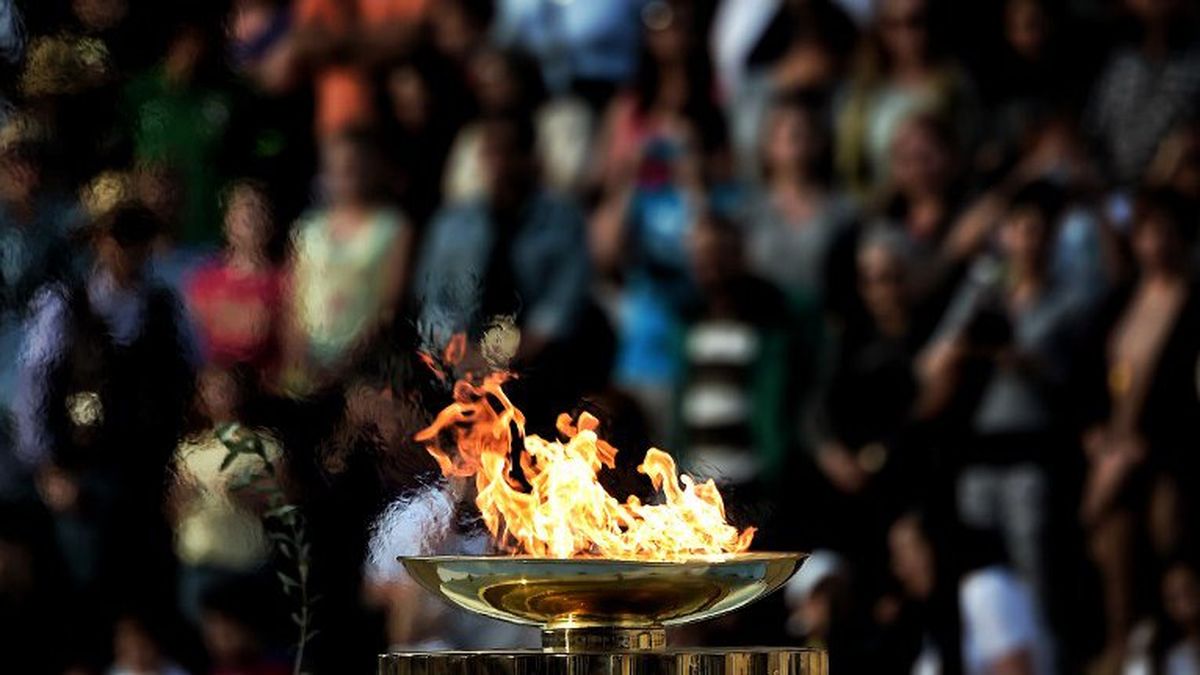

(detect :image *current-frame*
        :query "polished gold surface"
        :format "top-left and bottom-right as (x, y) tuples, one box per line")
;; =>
(400, 553), (805, 633)
(379, 649), (827, 675)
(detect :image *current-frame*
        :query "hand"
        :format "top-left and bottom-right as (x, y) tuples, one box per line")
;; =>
(1081, 430), (1145, 524)
(817, 445), (868, 495)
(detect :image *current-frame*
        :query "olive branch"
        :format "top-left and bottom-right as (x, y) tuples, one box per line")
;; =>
(218, 422), (319, 675)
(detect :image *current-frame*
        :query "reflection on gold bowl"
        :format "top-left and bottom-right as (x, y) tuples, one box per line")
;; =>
(400, 552), (805, 631)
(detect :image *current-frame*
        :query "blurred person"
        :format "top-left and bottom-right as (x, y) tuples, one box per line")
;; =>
(1123, 559), (1200, 675)
(1145, 121), (1200, 203)
(976, 1), (1096, 167)
(280, 129), (412, 395)
(1074, 187), (1200, 670)
(743, 88), (858, 307)
(785, 550), (850, 643)
(714, 0), (858, 174)
(109, 613), (189, 675)
(712, 0), (858, 103)
(492, 0), (641, 105)
(13, 203), (194, 667)
(0, 115), (75, 317)
(874, 112), (976, 311)
(671, 211), (818, 505)
(290, 0), (432, 138)
(886, 514), (1055, 675)
(123, 21), (234, 246)
(185, 181), (283, 373)
(834, 0), (979, 194)
(427, 0), (494, 67)
(0, 114), (76, 441)
(589, 0), (724, 439)
(783, 550), (869, 672)
(379, 45), (473, 228)
(883, 512), (962, 675)
(590, 0), (722, 194)
(223, 0), (318, 226)
(812, 228), (936, 583)
(918, 180), (1082, 595)
(170, 365), (283, 625)
(443, 46), (593, 204)
(1085, 0), (1200, 186)
(415, 112), (604, 427)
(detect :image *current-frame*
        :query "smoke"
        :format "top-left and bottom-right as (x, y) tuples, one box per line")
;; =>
(364, 482), (458, 584)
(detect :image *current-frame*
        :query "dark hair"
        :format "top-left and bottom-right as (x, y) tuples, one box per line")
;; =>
(477, 46), (548, 115)
(632, 0), (718, 121)
(1007, 178), (1067, 227)
(95, 203), (161, 248)
(326, 126), (394, 203)
(1133, 186), (1200, 247)
(763, 86), (835, 186)
(480, 111), (537, 159)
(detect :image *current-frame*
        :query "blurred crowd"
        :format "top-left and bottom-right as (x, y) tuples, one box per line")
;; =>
(3, 0), (1200, 673)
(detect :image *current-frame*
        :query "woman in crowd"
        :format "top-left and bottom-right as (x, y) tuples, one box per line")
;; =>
(281, 129), (412, 396)
(834, 0), (979, 194)
(170, 366), (284, 625)
(1124, 559), (1200, 674)
(1077, 187), (1200, 670)
(589, 0), (722, 439)
(442, 46), (592, 204)
(185, 180), (283, 376)
(814, 228), (935, 584)
(1086, 0), (1200, 187)
(873, 112), (976, 313)
(919, 180), (1083, 598)
(743, 88), (857, 308)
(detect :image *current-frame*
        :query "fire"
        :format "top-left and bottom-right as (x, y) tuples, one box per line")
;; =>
(415, 371), (756, 560)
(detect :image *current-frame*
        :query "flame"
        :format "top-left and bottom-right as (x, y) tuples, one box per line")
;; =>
(418, 332), (469, 383)
(415, 371), (755, 560)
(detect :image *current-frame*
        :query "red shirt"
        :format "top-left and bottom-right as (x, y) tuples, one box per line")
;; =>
(186, 260), (283, 368)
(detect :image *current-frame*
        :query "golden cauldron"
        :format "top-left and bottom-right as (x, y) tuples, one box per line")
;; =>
(379, 553), (827, 675)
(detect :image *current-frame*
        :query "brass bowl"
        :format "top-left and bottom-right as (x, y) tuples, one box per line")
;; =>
(400, 553), (805, 632)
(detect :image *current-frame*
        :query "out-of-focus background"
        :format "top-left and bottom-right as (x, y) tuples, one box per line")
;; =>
(2, 0), (1200, 673)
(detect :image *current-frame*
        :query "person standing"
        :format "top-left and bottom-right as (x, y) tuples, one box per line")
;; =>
(14, 203), (194, 669)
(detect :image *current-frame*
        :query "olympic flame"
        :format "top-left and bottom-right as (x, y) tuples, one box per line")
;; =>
(414, 370), (755, 560)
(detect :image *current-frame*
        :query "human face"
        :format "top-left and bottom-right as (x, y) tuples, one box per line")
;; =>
(322, 137), (370, 206)
(1005, 0), (1050, 61)
(643, 0), (691, 64)
(1164, 564), (1200, 629)
(764, 106), (820, 177)
(879, 0), (930, 66)
(889, 516), (936, 600)
(889, 118), (951, 196)
(1000, 206), (1049, 274)
(858, 244), (908, 323)
(1132, 209), (1181, 274)
(472, 51), (520, 114)
(224, 187), (272, 258)
(96, 235), (150, 286)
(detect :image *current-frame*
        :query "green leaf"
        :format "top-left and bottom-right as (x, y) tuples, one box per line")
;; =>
(276, 571), (299, 589)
